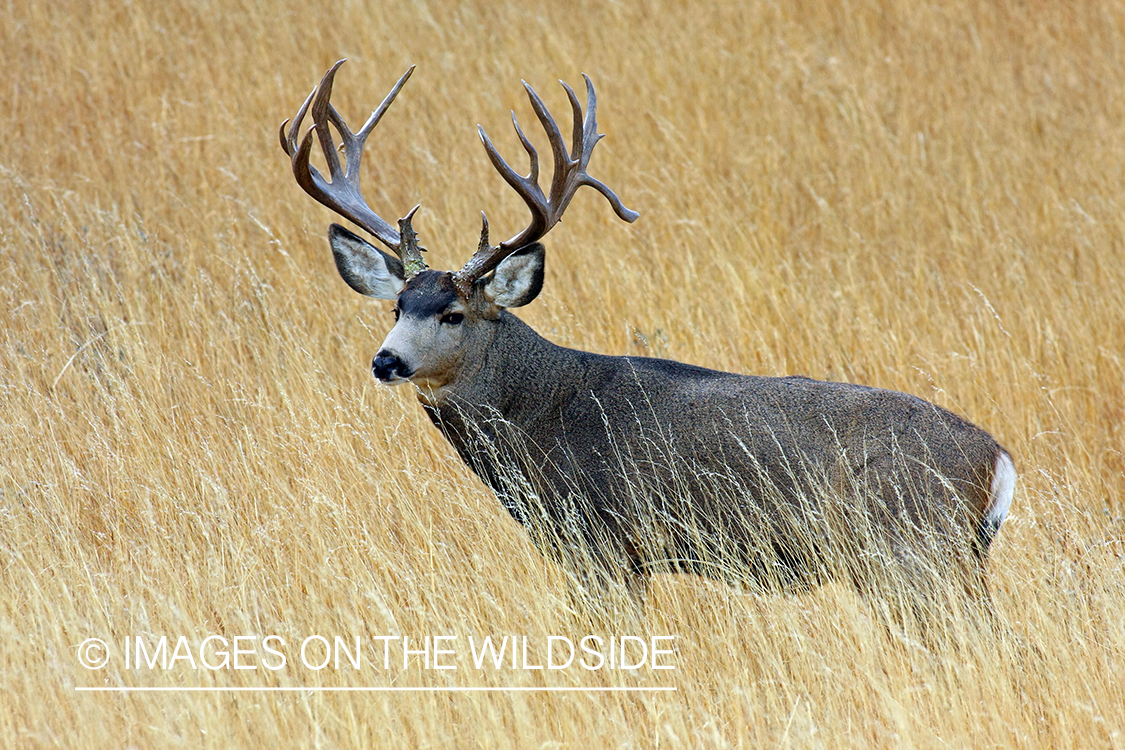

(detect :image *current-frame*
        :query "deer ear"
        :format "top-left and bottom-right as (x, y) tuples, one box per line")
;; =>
(328, 224), (405, 299)
(483, 243), (545, 308)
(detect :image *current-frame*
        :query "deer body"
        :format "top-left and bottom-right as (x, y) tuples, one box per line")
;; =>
(392, 270), (1011, 596)
(283, 63), (1014, 606)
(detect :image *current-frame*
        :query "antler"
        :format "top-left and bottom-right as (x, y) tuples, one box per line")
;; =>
(452, 75), (639, 297)
(281, 60), (427, 279)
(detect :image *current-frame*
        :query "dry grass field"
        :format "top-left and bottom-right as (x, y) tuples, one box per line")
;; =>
(3, 0), (1124, 747)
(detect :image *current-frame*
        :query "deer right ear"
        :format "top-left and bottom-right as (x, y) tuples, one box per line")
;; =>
(328, 224), (406, 299)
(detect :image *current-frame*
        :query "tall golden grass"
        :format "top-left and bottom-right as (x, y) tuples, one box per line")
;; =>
(2, 0), (1123, 746)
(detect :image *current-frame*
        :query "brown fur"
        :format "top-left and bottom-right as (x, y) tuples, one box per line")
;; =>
(397, 276), (1010, 603)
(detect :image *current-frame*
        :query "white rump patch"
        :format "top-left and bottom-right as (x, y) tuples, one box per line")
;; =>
(986, 452), (1016, 529)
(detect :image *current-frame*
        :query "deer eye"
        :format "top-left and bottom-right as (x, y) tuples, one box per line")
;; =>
(440, 312), (465, 326)
(392, 306), (400, 321)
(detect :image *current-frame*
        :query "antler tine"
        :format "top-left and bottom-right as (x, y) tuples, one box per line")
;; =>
(522, 82), (572, 222)
(344, 64), (416, 181)
(510, 113), (541, 193)
(282, 61), (426, 277)
(309, 62), (347, 183)
(279, 86), (316, 157)
(564, 76), (638, 223)
(453, 75), (638, 297)
(562, 80), (586, 169)
(475, 119), (549, 247)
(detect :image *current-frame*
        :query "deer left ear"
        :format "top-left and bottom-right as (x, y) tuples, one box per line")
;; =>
(482, 243), (545, 308)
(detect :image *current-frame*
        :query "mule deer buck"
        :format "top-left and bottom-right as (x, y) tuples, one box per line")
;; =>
(281, 61), (1015, 615)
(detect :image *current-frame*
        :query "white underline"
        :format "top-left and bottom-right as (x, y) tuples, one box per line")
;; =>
(76, 686), (677, 693)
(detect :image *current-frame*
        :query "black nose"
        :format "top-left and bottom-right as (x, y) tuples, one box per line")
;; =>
(372, 350), (406, 382)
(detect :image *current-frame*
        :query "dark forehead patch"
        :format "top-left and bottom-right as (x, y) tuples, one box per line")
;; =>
(398, 269), (459, 318)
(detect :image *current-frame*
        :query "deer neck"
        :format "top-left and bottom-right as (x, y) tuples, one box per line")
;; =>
(414, 311), (577, 421)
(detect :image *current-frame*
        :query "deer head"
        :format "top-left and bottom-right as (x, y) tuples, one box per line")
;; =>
(281, 61), (638, 392)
